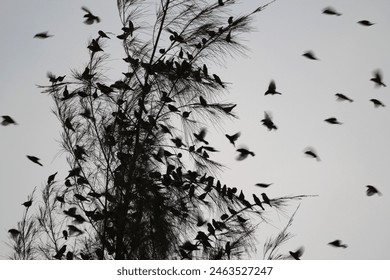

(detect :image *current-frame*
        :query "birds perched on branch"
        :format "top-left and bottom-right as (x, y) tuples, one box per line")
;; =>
(1, 115), (17, 126)
(27, 155), (43, 166)
(82, 6), (100, 25)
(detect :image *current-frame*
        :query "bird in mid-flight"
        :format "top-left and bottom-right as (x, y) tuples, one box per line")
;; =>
(302, 51), (319, 60)
(366, 185), (382, 196)
(26, 155), (43, 166)
(357, 20), (375, 26)
(236, 147), (255, 161)
(324, 117), (342, 125)
(304, 147), (320, 161)
(225, 132), (240, 147)
(1, 115), (17, 126)
(370, 99), (385, 108)
(261, 112), (277, 131)
(264, 80), (282, 95)
(322, 7), (342, 16)
(335, 93), (353, 102)
(34, 31), (53, 39)
(370, 70), (386, 87)
(328, 240), (348, 248)
(289, 247), (304, 260)
(255, 183), (272, 188)
(82, 6), (100, 25)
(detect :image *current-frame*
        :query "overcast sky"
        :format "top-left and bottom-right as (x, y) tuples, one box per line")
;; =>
(1, 0), (389, 260)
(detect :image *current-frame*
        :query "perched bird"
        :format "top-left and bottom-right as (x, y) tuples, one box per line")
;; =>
(213, 74), (224, 87)
(66, 251), (74, 260)
(8, 229), (21, 238)
(193, 128), (209, 145)
(264, 80), (282, 95)
(289, 247), (304, 260)
(225, 132), (240, 147)
(322, 7), (342, 16)
(98, 30), (110, 39)
(22, 200), (32, 207)
(236, 147), (255, 161)
(358, 20), (375, 26)
(88, 39), (103, 53)
(82, 6), (100, 25)
(335, 93), (353, 102)
(222, 104), (237, 114)
(68, 225), (83, 236)
(47, 172), (58, 185)
(304, 147), (320, 161)
(218, 0), (224, 7)
(261, 112), (277, 130)
(65, 167), (81, 179)
(302, 51), (319, 60)
(370, 99), (385, 108)
(34, 31), (53, 39)
(64, 117), (75, 132)
(261, 193), (272, 207)
(27, 155), (43, 166)
(328, 240), (348, 248)
(370, 70), (386, 87)
(199, 96), (208, 107)
(324, 117), (342, 125)
(53, 245), (67, 260)
(255, 183), (272, 188)
(366, 185), (382, 196)
(252, 194), (265, 210)
(1, 115), (17, 126)
(62, 230), (68, 240)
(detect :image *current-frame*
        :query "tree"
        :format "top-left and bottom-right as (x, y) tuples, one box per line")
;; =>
(8, 0), (306, 260)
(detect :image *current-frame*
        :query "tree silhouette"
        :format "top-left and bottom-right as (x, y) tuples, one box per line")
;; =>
(8, 0), (306, 260)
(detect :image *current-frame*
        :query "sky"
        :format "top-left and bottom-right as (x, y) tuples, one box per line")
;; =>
(1, 0), (390, 260)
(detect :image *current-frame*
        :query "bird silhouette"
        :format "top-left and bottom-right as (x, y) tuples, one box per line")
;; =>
(62, 230), (68, 240)
(289, 247), (304, 260)
(68, 225), (83, 236)
(22, 200), (32, 207)
(98, 30), (110, 39)
(264, 80), (282, 95)
(225, 132), (240, 147)
(304, 147), (320, 161)
(335, 93), (353, 102)
(252, 194), (265, 210)
(218, 0), (224, 7)
(47, 172), (58, 185)
(302, 51), (319, 60)
(261, 112), (277, 130)
(366, 185), (382, 196)
(8, 228), (21, 239)
(261, 193), (272, 207)
(82, 6), (100, 25)
(194, 128), (209, 145)
(34, 32), (53, 39)
(27, 155), (43, 166)
(370, 99), (385, 108)
(66, 251), (74, 260)
(322, 7), (342, 16)
(88, 39), (103, 53)
(1, 115), (17, 126)
(255, 183), (272, 188)
(213, 74), (224, 87)
(324, 117), (342, 125)
(53, 245), (67, 259)
(370, 70), (386, 87)
(236, 147), (255, 161)
(328, 240), (348, 248)
(358, 20), (375, 26)
(199, 96), (208, 107)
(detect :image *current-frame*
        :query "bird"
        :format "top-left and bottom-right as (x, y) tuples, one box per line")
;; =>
(222, 104), (237, 114)
(213, 74), (224, 87)
(82, 6), (100, 25)
(225, 132), (240, 147)
(22, 200), (32, 207)
(358, 20), (375, 26)
(1, 115), (17, 126)
(264, 80), (282, 95)
(199, 96), (208, 107)
(66, 251), (74, 260)
(218, 0), (224, 7)
(302, 51), (319, 60)
(236, 147), (255, 161)
(304, 147), (320, 161)
(88, 39), (103, 53)
(324, 117), (342, 125)
(289, 247), (304, 260)
(370, 99), (385, 108)
(255, 183), (272, 188)
(26, 155), (43, 166)
(252, 194), (265, 210)
(193, 128), (209, 145)
(261, 193), (271, 207)
(68, 225), (83, 236)
(328, 240), (348, 248)
(53, 245), (67, 259)
(370, 70), (386, 87)
(335, 93), (353, 102)
(261, 112), (277, 130)
(366, 185), (382, 196)
(98, 30), (110, 39)
(8, 229), (20, 238)
(322, 7), (342, 16)
(34, 31), (53, 39)
(62, 230), (68, 240)
(47, 172), (58, 185)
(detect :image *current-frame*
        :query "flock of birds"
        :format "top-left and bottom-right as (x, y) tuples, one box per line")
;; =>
(1, 3), (386, 259)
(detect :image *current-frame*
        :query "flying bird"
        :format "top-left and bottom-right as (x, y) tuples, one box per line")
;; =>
(357, 20), (375, 26)
(82, 6), (100, 25)
(335, 93), (353, 102)
(289, 247), (304, 260)
(370, 99), (385, 108)
(1, 115), (17, 126)
(324, 117), (342, 125)
(322, 7), (342, 16)
(8, 229), (20, 239)
(304, 147), (320, 161)
(261, 112), (277, 130)
(225, 132), (240, 147)
(328, 240), (348, 248)
(98, 30), (110, 39)
(22, 200), (32, 208)
(53, 245), (67, 260)
(366, 185), (381, 196)
(370, 70), (386, 87)
(27, 155), (43, 166)
(68, 225), (83, 236)
(193, 128), (209, 145)
(255, 183), (272, 188)
(236, 147), (255, 161)
(264, 80), (282, 95)
(302, 51), (319, 60)
(34, 31), (53, 39)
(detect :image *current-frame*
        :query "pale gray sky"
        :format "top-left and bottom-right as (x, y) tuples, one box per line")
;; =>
(1, 0), (389, 259)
